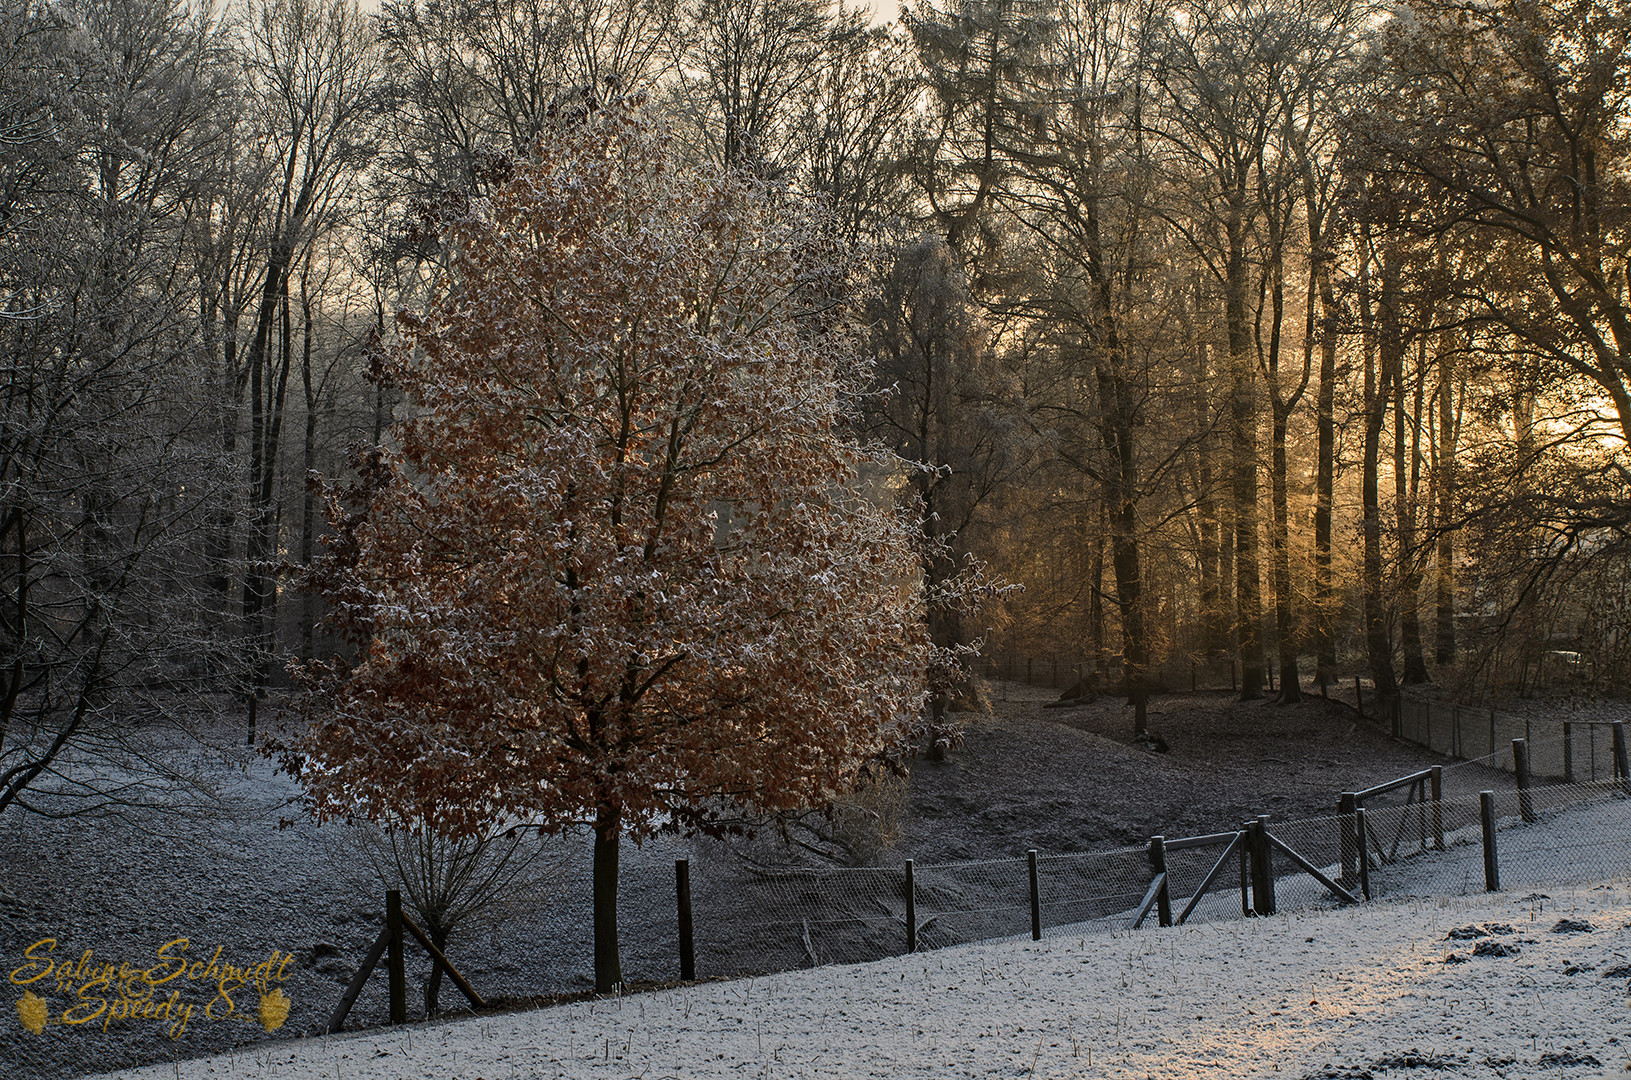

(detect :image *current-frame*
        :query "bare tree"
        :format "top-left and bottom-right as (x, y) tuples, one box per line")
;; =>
(0, 0), (237, 820)
(234, 0), (378, 715)
(339, 819), (562, 1014)
(668, 0), (864, 176)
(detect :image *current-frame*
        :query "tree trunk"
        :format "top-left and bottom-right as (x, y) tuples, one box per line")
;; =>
(1360, 232), (1399, 697)
(1089, 508), (1107, 682)
(241, 244), (294, 695)
(1196, 335), (1224, 659)
(1270, 399), (1300, 703)
(205, 311), (243, 613)
(1434, 328), (1459, 666)
(1265, 219), (1303, 705)
(1397, 337), (1428, 685)
(593, 801), (623, 993)
(1225, 215), (1264, 700)
(424, 926), (448, 1015)
(1099, 370), (1146, 734)
(1312, 257), (1338, 690)
(299, 276), (318, 663)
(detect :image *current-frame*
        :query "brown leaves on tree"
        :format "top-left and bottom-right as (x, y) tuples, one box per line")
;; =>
(292, 106), (930, 843)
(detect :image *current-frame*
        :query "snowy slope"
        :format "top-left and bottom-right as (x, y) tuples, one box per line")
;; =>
(94, 882), (1631, 1080)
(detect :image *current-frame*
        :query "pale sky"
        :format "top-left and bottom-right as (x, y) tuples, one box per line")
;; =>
(868, 0), (902, 24)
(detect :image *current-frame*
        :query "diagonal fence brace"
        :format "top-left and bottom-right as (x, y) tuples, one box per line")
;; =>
(1266, 833), (1359, 905)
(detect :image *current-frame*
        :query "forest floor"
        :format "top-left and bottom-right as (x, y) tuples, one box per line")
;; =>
(897, 679), (1459, 861)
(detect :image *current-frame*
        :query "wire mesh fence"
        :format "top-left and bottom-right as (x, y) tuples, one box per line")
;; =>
(1395, 695), (1628, 782)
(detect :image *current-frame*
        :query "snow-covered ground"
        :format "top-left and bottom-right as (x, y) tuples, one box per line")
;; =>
(93, 881), (1631, 1080)
(8, 705), (1629, 1080)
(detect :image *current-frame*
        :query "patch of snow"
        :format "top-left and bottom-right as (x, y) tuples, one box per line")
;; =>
(87, 881), (1631, 1080)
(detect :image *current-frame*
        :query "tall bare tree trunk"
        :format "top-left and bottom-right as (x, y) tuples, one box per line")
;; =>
(1264, 210), (1305, 704)
(1196, 334), (1225, 660)
(1090, 505), (1108, 683)
(1225, 213), (1264, 700)
(1434, 328), (1459, 666)
(1360, 231), (1399, 697)
(1312, 254), (1338, 691)
(298, 275), (319, 663)
(1397, 337), (1429, 684)
(242, 256), (296, 700)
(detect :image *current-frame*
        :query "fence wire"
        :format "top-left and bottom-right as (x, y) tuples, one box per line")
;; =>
(1397, 696), (1626, 783)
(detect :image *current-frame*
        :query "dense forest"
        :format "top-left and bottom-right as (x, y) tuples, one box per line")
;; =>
(4, 0), (1630, 817)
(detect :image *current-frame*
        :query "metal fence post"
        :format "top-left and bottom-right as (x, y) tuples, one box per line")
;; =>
(1614, 722), (1630, 788)
(904, 859), (916, 954)
(1480, 791), (1500, 892)
(1513, 739), (1535, 823)
(1028, 849), (1042, 940)
(1564, 722), (1575, 783)
(386, 889), (406, 1025)
(676, 859), (695, 982)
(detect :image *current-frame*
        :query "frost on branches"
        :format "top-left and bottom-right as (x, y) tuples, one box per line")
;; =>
(293, 108), (930, 991)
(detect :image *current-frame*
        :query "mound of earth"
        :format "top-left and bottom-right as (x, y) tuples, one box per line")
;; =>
(900, 681), (1457, 862)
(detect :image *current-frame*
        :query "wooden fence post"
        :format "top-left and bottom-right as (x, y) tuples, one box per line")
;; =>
(1430, 766), (1443, 851)
(1249, 818), (1276, 916)
(1028, 849), (1042, 940)
(1338, 793), (1358, 884)
(1480, 791), (1500, 892)
(1513, 739), (1535, 823)
(904, 859), (916, 954)
(386, 889), (406, 1025)
(1238, 834), (1251, 916)
(1147, 837), (1172, 927)
(676, 859), (695, 982)
(1614, 722), (1630, 786)
(1354, 807), (1372, 901)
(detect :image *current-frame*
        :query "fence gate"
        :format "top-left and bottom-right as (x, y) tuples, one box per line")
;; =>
(1138, 819), (1357, 928)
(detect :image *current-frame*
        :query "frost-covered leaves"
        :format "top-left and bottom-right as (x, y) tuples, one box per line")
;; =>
(295, 106), (929, 839)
